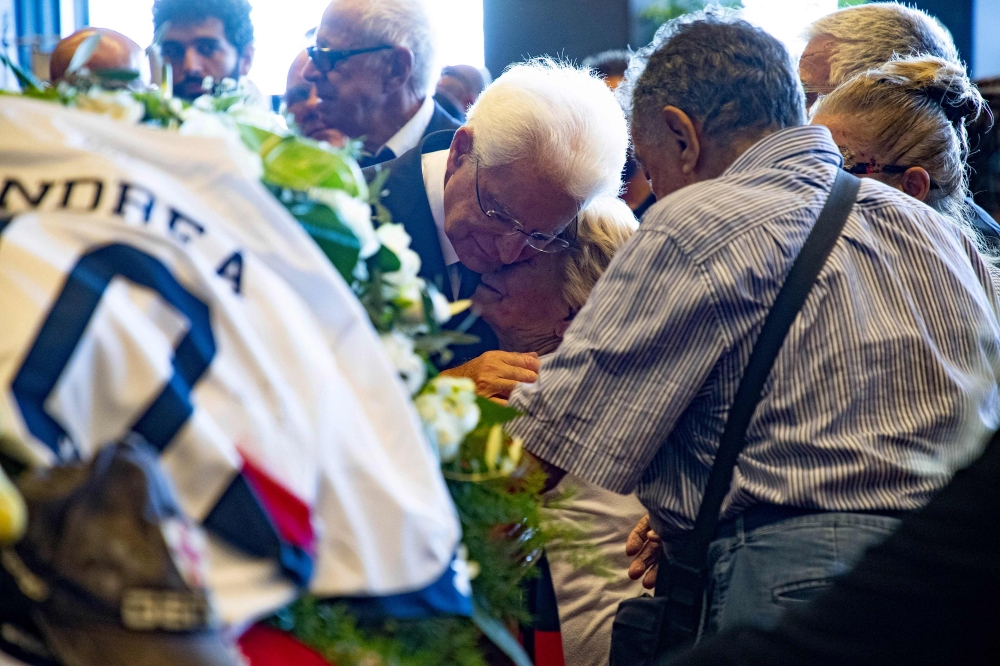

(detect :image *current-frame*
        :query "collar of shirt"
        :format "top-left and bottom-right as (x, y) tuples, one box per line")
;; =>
(421, 148), (460, 267)
(723, 124), (844, 177)
(382, 95), (436, 160)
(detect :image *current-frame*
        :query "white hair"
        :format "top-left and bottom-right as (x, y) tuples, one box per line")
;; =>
(465, 58), (629, 206)
(337, 0), (438, 95)
(807, 2), (959, 88)
(562, 196), (637, 312)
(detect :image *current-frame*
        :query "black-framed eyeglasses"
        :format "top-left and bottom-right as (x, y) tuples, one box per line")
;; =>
(307, 44), (393, 73)
(475, 160), (575, 254)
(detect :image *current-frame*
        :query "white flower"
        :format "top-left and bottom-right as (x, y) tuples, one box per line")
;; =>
(415, 393), (464, 462)
(178, 107), (235, 138)
(415, 376), (480, 462)
(380, 330), (426, 395)
(228, 102), (288, 134)
(309, 188), (380, 259)
(429, 286), (453, 325)
(179, 109), (264, 181)
(74, 89), (145, 124)
(376, 223), (422, 286)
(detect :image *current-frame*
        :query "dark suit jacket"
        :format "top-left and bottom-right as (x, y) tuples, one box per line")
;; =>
(362, 131), (498, 368)
(433, 92), (467, 123)
(362, 101), (463, 167)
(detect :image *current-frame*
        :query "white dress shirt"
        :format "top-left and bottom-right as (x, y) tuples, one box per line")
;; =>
(421, 148), (463, 299)
(383, 95), (436, 160)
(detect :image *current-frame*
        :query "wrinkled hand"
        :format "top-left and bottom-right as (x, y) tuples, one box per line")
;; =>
(440, 350), (540, 400)
(626, 514), (662, 589)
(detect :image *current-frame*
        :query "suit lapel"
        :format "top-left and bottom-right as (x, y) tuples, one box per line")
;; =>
(365, 132), (455, 297)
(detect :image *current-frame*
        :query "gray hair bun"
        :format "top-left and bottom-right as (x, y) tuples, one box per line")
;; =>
(877, 56), (985, 128)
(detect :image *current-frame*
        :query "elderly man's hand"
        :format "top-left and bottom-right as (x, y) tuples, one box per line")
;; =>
(626, 514), (663, 589)
(441, 351), (540, 400)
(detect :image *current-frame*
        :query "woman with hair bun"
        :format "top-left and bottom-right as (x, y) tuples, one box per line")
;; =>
(811, 56), (1000, 253)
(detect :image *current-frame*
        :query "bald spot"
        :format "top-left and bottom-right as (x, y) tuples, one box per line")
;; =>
(50, 28), (144, 81)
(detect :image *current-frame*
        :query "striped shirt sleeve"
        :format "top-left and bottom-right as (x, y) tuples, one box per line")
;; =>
(508, 227), (728, 494)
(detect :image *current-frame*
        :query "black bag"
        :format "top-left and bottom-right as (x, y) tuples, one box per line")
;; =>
(609, 170), (862, 666)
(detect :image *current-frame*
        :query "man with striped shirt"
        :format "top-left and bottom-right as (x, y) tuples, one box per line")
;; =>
(507, 11), (1000, 634)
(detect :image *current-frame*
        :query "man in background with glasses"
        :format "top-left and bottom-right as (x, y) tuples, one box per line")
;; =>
(361, 58), (628, 366)
(304, 0), (462, 168)
(153, 0), (258, 102)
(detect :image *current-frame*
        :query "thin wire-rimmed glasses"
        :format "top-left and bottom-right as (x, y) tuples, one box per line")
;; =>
(475, 160), (576, 253)
(307, 44), (393, 73)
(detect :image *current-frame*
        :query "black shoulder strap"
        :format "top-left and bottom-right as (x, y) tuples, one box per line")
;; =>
(658, 169), (861, 593)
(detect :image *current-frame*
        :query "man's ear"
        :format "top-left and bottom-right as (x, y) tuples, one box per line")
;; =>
(900, 166), (932, 202)
(383, 46), (414, 93)
(661, 106), (700, 177)
(239, 44), (255, 77)
(445, 127), (474, 181)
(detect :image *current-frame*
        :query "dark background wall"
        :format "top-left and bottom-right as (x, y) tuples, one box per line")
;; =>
(483, 0), (630, 77)
(483, 0), (993, 80)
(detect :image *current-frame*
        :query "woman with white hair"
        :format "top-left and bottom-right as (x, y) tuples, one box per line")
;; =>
(810, 56), (996, 255)
(443, 197), (646, 666)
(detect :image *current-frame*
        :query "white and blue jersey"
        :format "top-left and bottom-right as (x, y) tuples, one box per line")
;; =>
(0, 97), (469, 624)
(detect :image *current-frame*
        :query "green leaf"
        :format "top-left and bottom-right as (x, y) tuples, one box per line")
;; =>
(0, 53), (43, 93)
(94, 69), (141, 83)
(289, 200), (361, 282)
(260, 135), (364, 197)
(475, 396), (521, 426)
(66, 32), (103, 76)
(471, 601), (533, 666)
(369, 244), (402, 273)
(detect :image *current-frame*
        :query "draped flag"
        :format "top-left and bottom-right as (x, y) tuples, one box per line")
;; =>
(0, 96), (468, 624)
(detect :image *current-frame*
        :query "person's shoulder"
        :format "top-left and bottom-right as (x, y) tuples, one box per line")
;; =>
(640, 175), (790, 257)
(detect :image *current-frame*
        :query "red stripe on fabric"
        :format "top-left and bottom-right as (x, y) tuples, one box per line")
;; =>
(238, 624), (331, 666)
(533, 630), (565, 666)
(239, 455), (315, 553)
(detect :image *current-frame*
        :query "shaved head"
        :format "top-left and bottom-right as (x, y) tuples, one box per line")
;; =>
(50, 28), (145, 82)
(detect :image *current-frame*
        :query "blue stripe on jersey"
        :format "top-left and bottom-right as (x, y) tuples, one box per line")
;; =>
(12, 243), (215, 458)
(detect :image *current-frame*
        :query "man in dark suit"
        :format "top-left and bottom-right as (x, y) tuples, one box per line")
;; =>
(303, 0), (461, 169)
(361, 60), (629, 368)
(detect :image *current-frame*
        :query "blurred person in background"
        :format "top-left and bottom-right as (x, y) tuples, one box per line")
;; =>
(802, 2), (1000, 249)
(967, 77), (1000, 225)
(153, 0), (260, 103)
(285, 49), (348, 146)
(811, 56), (999, 261)
(801, 2), (959, 110)
(444, 197), (647, 666)
(304, 0), (461, 167)
(434, 64), (488, 123)
(49, 28), (146, 84)
(585, 49), (656, 218)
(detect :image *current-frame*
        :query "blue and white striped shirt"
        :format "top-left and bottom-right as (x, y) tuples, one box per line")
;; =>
(508, 125), (1000, 539)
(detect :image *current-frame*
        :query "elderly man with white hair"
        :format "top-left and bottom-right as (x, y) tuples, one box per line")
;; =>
(304, 0), (461, 166)
(363, 58), (629, 366)
(800, 1), (959, 109)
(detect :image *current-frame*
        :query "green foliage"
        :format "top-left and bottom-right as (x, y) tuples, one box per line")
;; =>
(838, 0), (868, 7)
(273, 599), (486, 666)
(639, 0), (741, 24)
(282, 192), (362, 283)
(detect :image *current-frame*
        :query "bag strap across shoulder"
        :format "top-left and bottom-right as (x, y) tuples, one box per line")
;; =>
(656, 169), (862, 596)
